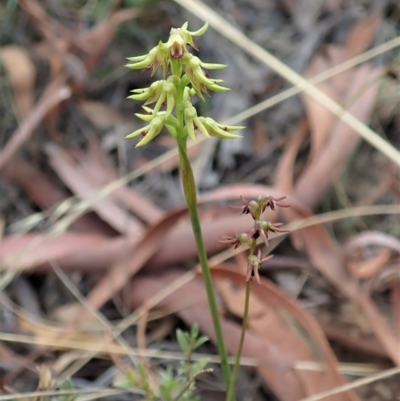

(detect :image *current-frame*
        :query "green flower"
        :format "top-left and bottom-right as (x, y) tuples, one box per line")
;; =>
(183, 54), (228, 98)
(247, 250), (273, 284)
(165, 22), (209, 59)
(126, 116), (164, 147)
(184, 106), (210, 141)
(126, 22), (209, 74)
(127, 81), (163, 104)
(126, 44), (169, 76)
(197, 117), (244, 139)
(128, 79), (177, 117)
(125, 22), (244, 148)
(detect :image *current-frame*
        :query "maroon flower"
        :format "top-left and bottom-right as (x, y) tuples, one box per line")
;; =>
(229, 195), (290, 220)
(245, 221), (289, 248)
(262, 196), (290, 211)
(228, 195), (259, 219)
(217, 233), (248, 249)
(246, 250), (274, 283)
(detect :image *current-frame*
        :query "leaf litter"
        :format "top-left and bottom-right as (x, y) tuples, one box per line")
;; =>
(0, 1), (400, 400)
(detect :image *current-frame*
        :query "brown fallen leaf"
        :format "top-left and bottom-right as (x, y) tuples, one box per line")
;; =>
(302, 47), (350, 161)
(45, 143), (143, 236)
(79, 8), (140, 78)
(211, 265), (361, 401)
(0, 213), (248, 275)
(81, 207), (189, 315)
(274, 118), (309, 195)
(129, 267), (358, 401)
(0, 74), (71, 171)
(296, 64), (382, 209)
(18, 0), (90, 53)
(347, 248), (392, 279)
(83, 136), (164, 224)
(345, 13), (382, 58)
(78, 100), (131, 130)
(0, 185), (298, 274)
(344, 231), (400, 256)
(322, 323), (387, 359)
(0, 46), (35, 121)
(0, 233), (112, 272)
(10, 1), (139, 159)
(0, 157), (113, 235)
(282, 205), (400, 366)
(130, 270), (293, 379)
(301, 12), (381, 165)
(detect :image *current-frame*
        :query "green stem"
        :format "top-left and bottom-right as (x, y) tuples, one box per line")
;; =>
(226, 279), (251, 401)
(177, 137), (232, 396)
(172, 63), (233, 398)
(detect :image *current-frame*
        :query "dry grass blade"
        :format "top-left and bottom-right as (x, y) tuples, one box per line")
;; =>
(297, 367), (400, 401)
(0, 388), (127, 401)
(228, 34), (400, 127)
(174, 0), (400, 168)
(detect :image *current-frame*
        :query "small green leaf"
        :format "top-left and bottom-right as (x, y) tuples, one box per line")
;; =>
(194, 335), (208, 350)
(176, 328), (190, 353)
(191, 323), (199, 340)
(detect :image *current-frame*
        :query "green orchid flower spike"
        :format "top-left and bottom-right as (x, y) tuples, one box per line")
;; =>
(126, 23), (245, 400)
(126, 21), (244, 147)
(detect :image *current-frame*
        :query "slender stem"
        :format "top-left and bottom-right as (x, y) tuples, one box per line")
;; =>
(226, 279), (251, 401)
(177, 138), (232, 395)
(172, 65), (233, 398)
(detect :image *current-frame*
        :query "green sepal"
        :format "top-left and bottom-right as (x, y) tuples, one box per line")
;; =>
(135, 113), (153, 122)
(186, 124), (196, 142)
(188, 22), (208, 37)
(201, 62), (227, 70)
(126, 54), (147, 62)
(199, 117), (243, 139)
(194, 116), (210, 138)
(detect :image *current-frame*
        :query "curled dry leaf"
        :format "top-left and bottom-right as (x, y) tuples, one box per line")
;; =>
(344, 231), (400, 256)
(347, 248), (392, 279)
